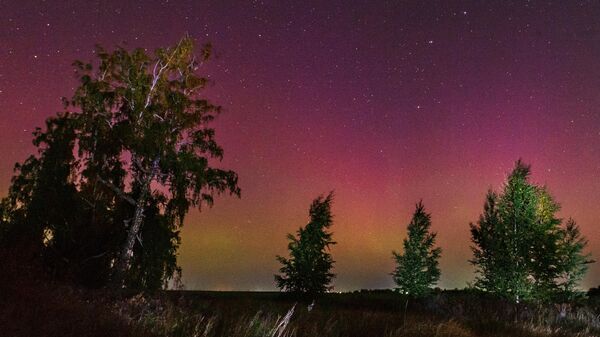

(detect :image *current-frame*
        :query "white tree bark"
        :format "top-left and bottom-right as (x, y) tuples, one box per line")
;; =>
(111, 156), (160, 288)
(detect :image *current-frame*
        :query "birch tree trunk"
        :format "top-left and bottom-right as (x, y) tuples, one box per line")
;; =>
(112, 157), (159, 289)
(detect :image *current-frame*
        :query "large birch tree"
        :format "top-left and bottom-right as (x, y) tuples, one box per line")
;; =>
(0, 37), (240, 289)
(68, 37), (240, 287)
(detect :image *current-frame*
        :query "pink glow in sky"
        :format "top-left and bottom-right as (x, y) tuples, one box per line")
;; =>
(1, 1), (599, 290)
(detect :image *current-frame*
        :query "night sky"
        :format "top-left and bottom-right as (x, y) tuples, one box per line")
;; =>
(1, 1), (600, 291)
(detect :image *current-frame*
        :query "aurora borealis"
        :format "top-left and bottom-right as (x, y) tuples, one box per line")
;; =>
(1, 1), (599, 291)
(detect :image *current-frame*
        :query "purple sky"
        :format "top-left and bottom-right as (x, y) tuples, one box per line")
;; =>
(1, 1), (599, 291)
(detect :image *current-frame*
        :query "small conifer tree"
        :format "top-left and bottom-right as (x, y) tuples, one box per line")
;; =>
(392, 201), (442, 296)
(275, 192), (336, 294)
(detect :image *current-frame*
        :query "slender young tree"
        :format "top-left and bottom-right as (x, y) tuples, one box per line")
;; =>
(470, 190), (509, 294)
(495, 161), (537, 302)
(392, 201), (442, 296)
(275, 192), (336, 294)
(529, 187), (564, 299)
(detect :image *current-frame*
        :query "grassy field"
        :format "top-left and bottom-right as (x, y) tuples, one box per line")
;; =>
(111, 289), (600, 337)
(2, 253), (599, 337)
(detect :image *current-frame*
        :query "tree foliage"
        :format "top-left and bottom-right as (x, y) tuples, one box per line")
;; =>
(0, 37), (240, 290)
(556, 218), (593, 300)
(470, 159), (593, 302)
(392, 201), (442, 296)
(275, 192), (336, 294)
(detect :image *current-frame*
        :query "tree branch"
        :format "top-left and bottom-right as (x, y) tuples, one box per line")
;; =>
(97, 176), (136, 206)
(141, 39), (185, 115)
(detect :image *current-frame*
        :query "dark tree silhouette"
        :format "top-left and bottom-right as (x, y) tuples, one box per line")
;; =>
(392, 201), (441, 296)
(275, 192), (336, 294)
(0, 37), (240, 290)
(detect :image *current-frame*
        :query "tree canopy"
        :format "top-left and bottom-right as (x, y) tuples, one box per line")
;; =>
(470, 159), (592, 302)
(0, 36), (240, 290)
(392, 201), (442, 296)
(275, 192), (336, 294)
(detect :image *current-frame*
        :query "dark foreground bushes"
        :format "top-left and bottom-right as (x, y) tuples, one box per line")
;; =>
(1, 248), (599, 337)
(112, 290), (600, 337)
(0, 247), (152, 337)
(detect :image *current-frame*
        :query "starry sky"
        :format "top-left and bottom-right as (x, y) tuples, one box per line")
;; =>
(1, 1), (600, 291)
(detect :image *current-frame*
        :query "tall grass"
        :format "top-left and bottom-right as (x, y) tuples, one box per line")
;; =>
(1, 244), (598, 337)
(110, 290), (600, 337)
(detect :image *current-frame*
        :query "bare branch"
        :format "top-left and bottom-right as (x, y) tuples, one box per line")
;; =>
(81, 251), (108, 263)
(142, 39), (185, 115)
(79, 195), (95, 208)
(97, 176), (136, 206)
